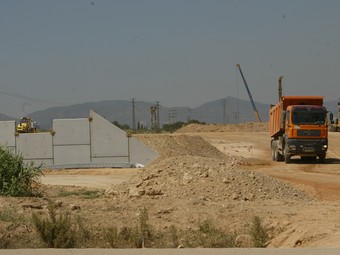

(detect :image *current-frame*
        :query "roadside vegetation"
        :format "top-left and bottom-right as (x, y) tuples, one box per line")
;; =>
(113, 119), (206, 134)
(0, 146), (42, 197)
(0, 198), (270, 248)
(30, 205), (269, 248)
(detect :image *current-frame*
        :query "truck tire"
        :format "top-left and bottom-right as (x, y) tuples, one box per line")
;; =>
(318, 154), (326, 163)
(283, 147), (291, 163)
(271, 142), (276, 161)
(274, 146), (282, 162)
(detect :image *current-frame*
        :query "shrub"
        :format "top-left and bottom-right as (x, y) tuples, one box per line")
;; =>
(250, 216), (269, 247)
(184, 219), (236, 248)
(32, 201), (90, 248)
(0, 146), (42, 196)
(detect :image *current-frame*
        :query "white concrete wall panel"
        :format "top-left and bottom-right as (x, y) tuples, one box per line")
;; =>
(129, 137), (159, 165)
(54, 145), (91, 165)
(1, 111), (159, 167)
(0, 121), (16, 147)
(90, 111), (129, 157)
(53, 119), (90, 145)
(16, 133), (53, 159)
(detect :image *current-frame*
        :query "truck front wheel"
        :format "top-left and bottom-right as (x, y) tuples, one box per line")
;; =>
(284, 147), (291, 163)
(318, 154), (326, 163)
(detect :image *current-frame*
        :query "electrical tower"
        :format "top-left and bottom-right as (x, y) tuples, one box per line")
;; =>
(168, 109), (177, 124)
(150, 102), (161, 132)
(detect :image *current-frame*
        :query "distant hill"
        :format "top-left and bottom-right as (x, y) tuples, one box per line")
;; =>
(1, 97), (338, 130)
(0, 113), (15, 121)
(25, 97), (270, 130)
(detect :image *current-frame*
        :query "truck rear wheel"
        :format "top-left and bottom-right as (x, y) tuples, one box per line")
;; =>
(271, 142), (276, 161)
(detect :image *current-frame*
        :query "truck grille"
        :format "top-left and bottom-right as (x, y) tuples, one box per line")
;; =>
(297, 130), (321, 137)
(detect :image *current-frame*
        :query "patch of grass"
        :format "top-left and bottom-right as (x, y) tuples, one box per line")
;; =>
(0, 207), (24, 223)
(81, 190), (101, 199)
(57, 189), (101, 199)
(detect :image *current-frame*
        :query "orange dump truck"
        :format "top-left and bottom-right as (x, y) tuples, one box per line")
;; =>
(269, 96), (328, 163)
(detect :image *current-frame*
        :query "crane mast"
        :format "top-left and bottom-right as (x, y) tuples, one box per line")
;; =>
(236, 64), (262, 123)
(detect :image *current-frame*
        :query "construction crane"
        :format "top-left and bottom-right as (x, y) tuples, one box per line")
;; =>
(236, 64), (262, 123)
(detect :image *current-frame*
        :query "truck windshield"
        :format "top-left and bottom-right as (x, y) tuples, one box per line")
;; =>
(292, 111), (325, 125)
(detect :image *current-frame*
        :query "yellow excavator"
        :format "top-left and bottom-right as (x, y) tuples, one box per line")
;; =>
(16, 117), (38, 133)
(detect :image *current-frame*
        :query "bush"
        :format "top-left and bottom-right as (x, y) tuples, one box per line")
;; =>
(0, 146), (42, 196)
(184, 219), (236, 248)
(250, 216), (269, 247)
(32, 201), (90, 248)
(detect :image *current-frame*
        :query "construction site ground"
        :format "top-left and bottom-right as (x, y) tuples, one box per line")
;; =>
(2, 122), (340, 248)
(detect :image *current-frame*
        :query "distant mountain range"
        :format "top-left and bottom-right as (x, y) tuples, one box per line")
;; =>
(1, 97), (339, 130)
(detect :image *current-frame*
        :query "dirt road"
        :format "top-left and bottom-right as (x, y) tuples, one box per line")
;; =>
(42, 168), (137, 188)
(200, 132), (340, 201)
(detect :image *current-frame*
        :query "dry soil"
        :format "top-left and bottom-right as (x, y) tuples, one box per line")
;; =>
(2, 122), (340, 248)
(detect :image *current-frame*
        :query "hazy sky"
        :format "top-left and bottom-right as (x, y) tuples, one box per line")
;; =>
(1, 0), (340, 117)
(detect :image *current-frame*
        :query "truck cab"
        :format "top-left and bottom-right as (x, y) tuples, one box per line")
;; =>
(270, 96), (328, 163)
(283, 105), (328, 162)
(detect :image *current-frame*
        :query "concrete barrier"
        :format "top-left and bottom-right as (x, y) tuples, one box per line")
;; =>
(0, 111), (158, 168)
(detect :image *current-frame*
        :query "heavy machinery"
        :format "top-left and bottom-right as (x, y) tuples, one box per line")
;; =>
(328, 98), (340, 132)
(16, 117), (38, 133)
(236, 64), (262, 123)
(269, 77), (329, 163)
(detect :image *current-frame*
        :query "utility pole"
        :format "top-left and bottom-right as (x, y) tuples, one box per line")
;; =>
(222, 99), (226, 125)
(131, 98), (136, 132)
(156, 101), (160, 132)
(150, 105), (159, 132)
(234, 112), (239, 125)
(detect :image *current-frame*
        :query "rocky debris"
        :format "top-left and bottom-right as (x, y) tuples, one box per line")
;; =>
(126, 134), (312, 202)
(122, 155), (311, 202)
(235, 234), (255, 248)
(69, 204), (81, 211)
(176, 122), (269, 133)
(104, 188), (118, 197)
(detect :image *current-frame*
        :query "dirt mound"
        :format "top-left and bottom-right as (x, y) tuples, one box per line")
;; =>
(136, 134), (229, 161)
(122, 156), (310, 202)
(125, 134), (311, 202)
(176, 122), (268, 133)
